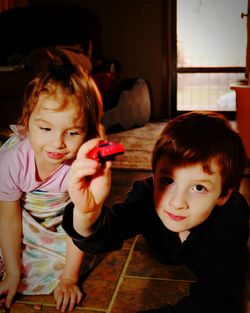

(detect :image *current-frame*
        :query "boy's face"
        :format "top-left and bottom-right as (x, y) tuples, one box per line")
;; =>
(153, 156), (230, 238)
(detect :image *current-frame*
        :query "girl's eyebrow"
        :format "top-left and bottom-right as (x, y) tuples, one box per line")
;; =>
(34, 118), (84, 130)
(34, 118), (51, 124)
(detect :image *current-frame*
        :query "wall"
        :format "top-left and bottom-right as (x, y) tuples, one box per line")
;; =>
(30, 0), (165, 120)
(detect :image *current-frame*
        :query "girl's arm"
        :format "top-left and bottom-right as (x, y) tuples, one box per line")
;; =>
(0, 200), (22, 309)
(53, 235), (85, 312)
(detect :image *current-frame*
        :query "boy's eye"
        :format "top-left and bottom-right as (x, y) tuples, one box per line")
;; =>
(193, 184), (207, 193)
(161, 176), (174, 185)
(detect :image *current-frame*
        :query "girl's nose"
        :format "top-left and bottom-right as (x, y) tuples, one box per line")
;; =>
(50, 133), (66, 148)
(169, 190), (188, 210)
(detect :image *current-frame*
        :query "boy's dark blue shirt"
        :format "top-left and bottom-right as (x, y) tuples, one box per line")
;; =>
(62, 176), (249, 313)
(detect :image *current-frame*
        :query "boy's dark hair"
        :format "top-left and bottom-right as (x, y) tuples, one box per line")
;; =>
(152, 111), (247, 196)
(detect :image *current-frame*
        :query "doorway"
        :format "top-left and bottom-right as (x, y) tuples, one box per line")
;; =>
(163, 0), (248, 119)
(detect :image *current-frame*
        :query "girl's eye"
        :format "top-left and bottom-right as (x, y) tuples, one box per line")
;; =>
(39, 127), (51, 132)
(193, 184), (207, 193)
(67, 131), (79, 136)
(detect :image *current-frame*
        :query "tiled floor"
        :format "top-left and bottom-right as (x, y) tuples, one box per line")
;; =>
(4, 169), (250, 313)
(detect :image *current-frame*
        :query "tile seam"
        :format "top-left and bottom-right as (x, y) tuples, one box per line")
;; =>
(105, 235), (139, 313)
(124, 275), (196, 283)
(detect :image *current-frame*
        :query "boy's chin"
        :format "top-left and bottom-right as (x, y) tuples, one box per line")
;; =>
(159, 216), (188, 233)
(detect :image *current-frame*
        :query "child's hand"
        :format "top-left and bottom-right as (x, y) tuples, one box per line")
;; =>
(68, 138), (112, 215)
(0, 273), (20, 309)
(53, 278), (82, 312)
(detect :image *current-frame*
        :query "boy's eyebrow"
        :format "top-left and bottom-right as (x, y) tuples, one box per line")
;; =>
(158, 168), (172, 175)
(158, 168), (216, 184)
(192, 178), (215, 185)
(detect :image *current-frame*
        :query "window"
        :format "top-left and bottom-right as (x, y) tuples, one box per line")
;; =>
(175, 0), (247, 116)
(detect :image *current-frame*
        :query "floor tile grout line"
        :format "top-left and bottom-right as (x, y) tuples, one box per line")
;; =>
(16, 300), (55, 306)
(124, 275), (196, 283)
(16, 300), (107, 312)
(73, 307), (106, 312)
(14, 243), (136, 312)
(105, 235), (139, 313)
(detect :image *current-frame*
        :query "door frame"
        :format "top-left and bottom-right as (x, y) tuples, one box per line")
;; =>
(162, 0), (247, 120)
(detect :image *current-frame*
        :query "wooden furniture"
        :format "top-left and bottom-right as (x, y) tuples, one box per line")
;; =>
(230, 84), (250, 158)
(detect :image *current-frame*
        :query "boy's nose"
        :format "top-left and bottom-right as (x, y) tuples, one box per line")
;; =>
(169, 191), (188, 210)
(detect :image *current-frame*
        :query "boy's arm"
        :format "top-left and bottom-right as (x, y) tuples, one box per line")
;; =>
(0, 200), (22, 308)
(68, 138), (112, 237)
(63, 178), (154, 254)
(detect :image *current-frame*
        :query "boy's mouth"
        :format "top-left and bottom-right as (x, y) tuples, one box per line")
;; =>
(164, 211), (186, 222)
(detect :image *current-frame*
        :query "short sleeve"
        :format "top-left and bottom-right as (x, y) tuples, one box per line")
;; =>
(0, 150), (22, 201)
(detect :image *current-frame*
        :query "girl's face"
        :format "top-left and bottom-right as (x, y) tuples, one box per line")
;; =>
(28, 95), (86, 172)
(153, 156), (231, 241)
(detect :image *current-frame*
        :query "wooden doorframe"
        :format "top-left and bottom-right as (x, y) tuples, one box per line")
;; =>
(246, 0), (250, 80)
(162, 0), (248, 120)
(161, 0), (177, 119)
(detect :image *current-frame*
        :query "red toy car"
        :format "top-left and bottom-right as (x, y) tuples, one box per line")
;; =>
(87, 141), (125, 162)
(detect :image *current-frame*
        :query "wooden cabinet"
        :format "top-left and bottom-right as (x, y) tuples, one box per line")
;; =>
(230, 84), (250, 158)
(246, 0), (250, 79)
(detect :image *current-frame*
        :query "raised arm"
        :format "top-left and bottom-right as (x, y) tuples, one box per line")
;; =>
(0, 200), (22, 309)
(68, 138), (112, 237)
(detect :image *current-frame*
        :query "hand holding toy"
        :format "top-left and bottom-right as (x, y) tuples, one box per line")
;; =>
(87, 141), (125, 162)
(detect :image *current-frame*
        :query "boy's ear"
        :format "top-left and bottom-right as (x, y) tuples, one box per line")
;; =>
(217, 189), (233, 206)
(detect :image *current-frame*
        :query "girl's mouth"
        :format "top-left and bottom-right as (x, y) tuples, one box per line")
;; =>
(165, 211), (186, 222)
(47, 152), (65, 159)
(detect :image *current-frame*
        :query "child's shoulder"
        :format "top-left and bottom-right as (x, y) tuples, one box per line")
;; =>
(217, 191), (249, 227)
(131, 176), (153, 193)
(125, 176), (153, 203)
(0, 137), (32, 170)
(227, 191), (249, 211)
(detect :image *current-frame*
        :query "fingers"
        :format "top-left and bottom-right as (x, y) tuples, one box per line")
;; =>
(54, 284), (82, 312)
(69, 157), (100, 181)
(76, 138), (103, 160)
(55, 291), (82, 312)
(0, 284), (16, 309)
(0, 291), (7, 306)
(71, 138), (113, 180)
(70, 138), (104, 184)
(2, 290), (14, 309)
(68, 291), (82, 312)
(54, 290), (63, 311)
(5, 289), (17, 309)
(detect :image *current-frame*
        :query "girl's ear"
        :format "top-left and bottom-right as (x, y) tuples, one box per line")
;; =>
(217, 189), (233, 206)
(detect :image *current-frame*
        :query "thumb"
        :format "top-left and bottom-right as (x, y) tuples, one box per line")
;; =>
(76, 138), (103, 160)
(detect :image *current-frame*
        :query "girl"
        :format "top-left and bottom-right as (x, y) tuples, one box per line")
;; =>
(0, 49), (103, 312)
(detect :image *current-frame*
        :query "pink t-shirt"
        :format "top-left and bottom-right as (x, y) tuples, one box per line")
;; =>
(0, 138), (72, 201)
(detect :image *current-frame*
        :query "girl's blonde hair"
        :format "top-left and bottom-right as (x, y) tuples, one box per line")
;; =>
(18, 48), (103, 140)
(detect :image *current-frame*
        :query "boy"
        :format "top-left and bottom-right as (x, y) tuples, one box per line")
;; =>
(62, 111), (249, 313)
